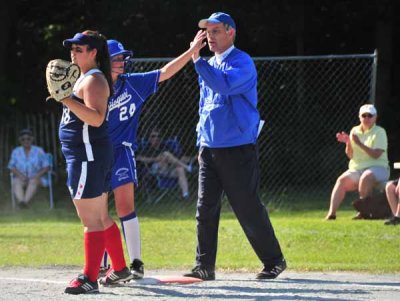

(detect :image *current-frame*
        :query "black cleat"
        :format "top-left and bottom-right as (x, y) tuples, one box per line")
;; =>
(64, 274), (99, 295)
(325, 214), (336, 220)
(130, 259), (144, 279)
(99, 267), (133, 286)
(184, 266), (215, 280)
(257, 259), (287, 280)
(18, 202), (30, 209)
(384, 216), (400, 225)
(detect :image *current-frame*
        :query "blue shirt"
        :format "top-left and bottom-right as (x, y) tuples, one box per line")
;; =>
(8, 145), (49, 177)
(194, 47), (260, 148)
(107, 70), (160, 150)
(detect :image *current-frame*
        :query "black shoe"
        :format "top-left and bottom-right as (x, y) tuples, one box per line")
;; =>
(130, 259), (144, 279)
(257, 259), (287, 280)
(384, 216), (400, 225)
(99, 267), (133, 286)
(64, 274), (99, 295)
(352, 212), (364, 220)
(184, 266), (215, 280)
(98, 265), (110, 279)
(18, 202), (29, 209)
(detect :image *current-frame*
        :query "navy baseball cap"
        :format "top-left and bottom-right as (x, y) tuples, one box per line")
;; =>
(198, 12), (236, 30)
(107, 40), (133, 58)
(63, 32), (102, 49)
(19, 128), (33, 137)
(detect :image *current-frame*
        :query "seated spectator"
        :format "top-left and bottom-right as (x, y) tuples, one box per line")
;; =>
(137, 127), (193, 199)
(325, 104), (389, 220)
(384, 180), (400, 225)
(8, 129), (50, 208)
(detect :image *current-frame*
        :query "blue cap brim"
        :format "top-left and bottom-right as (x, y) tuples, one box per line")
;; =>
(198, 18), (222, 28)
(198, 13), (236, 29)
(110, 50), (132, 58)
(63, 33), (100, 49)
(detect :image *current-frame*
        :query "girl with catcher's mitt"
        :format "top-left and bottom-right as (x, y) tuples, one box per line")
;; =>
(46, 30), (132, 294)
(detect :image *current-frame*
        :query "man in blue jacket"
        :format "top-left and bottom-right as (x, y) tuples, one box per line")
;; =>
(184, 12), (286, 280)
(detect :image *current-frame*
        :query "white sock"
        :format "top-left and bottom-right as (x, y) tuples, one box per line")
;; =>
(120, 211), (141, 262)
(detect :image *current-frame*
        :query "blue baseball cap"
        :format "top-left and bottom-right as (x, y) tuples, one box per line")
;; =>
(19, 128), (33, 137)
(198, 12), (236, 30)
(63, 32), (102, 49)
(107, 40), (133, 58)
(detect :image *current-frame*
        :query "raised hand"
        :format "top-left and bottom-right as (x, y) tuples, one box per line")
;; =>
(336, 131), (349, 143)
(190, 30), (207, 60)
(350, 132), (361, 145)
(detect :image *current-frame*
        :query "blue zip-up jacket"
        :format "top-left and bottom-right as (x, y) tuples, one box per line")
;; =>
(194, 48), (260, 148)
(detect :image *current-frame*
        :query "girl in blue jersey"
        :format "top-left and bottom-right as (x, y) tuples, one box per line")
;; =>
(59, 30), (132, 294)
(101, 32), (206, 278)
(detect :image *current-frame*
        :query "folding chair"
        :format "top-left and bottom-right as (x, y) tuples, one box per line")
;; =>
(10, 152), (54, 210)
(136, 136), (182, 203)
(10, 173), (16, 210)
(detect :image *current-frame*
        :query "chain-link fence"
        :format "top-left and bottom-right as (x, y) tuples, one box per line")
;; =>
(0, 52), (377, 213)
(129, 52), (377, 212)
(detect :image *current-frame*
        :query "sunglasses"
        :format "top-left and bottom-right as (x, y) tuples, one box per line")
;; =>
(20, 137), (32, 142)
(361, 113), (374, 118)
(150, 134), (160, 138)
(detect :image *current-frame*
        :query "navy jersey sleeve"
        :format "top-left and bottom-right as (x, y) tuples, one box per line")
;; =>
(124, 70), (161, 102)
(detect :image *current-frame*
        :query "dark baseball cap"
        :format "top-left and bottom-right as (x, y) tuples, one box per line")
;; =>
(19, 128), (33, 137)
(63, 32), (102, 50)
(198, 12), (236, 30)
(107, 40), (133, 58)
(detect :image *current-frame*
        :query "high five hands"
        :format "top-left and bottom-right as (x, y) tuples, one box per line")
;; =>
(190, 30), (207, 61)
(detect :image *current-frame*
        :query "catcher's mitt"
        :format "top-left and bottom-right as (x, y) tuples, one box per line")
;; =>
(46, 59), (80, 102)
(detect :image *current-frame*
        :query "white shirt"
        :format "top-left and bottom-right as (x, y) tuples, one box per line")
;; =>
(215, 45), (235, 64)
(193, 45), (235, 64)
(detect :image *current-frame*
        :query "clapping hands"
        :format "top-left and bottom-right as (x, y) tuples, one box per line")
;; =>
(336, 131), (350, 143)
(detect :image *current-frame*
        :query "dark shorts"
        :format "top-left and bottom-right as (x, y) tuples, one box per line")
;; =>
(66, 158), (112, 200)
(111, 144), (138, 190)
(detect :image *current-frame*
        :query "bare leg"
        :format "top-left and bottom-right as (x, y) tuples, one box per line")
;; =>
(395, 203), (400, 216)
(385, 181), (398, 215)
(13, 177), (25, 203)
(176, 166), (189, 197)
(358, 171), (377, 198)
(75, 194), (109, 232)
(326, 173), (358, 218)
(162, 151), (190, 170)
(24, 178), (40, 203)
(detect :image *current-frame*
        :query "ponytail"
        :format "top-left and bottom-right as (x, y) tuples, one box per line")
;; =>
(82, 30), (114, 96)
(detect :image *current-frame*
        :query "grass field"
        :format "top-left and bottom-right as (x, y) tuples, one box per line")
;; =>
(0, 186), (399, 273)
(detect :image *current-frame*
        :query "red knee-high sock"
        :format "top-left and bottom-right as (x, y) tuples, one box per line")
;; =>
(83, 230), (105, 282)
(104, 222), (126, 271)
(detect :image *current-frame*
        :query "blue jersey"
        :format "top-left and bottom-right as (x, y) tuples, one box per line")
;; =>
(59, 69), (112, 162)
(107, 70), (160, 150)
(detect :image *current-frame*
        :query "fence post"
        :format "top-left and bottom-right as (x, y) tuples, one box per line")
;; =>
(370, 49), (378, 104)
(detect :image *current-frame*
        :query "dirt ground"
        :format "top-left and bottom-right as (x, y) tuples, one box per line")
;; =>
(0, 267), (399, 301)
